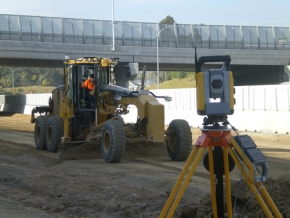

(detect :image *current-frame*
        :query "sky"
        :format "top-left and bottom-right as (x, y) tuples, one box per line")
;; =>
(0, 0), (289, 27)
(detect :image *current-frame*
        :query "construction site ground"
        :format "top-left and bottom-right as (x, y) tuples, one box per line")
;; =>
(0, 112), (289, 217)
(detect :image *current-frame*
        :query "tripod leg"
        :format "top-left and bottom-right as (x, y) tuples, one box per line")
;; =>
(208, 146), (218, 218)
(257, 182), (282, 218)
(228, 148), (273, 217)
(160, 146), (206, 218)
(223, 147), (232, 218)
(216, 147), (226, 218)
(160, 146), (199, 217)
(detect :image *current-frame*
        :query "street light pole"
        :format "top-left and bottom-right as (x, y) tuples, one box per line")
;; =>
(12, 67), (21, 94)
(156, 25), (177, 89)
(112, 0), (115, 51)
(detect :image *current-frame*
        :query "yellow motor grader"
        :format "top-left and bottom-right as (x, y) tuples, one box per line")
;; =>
(31, 56), (192, 163)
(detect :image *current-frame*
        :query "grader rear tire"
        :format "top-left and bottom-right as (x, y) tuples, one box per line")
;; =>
(101, 120), (126, 163)
(166, 119), (192, 161)
(46, 116), (64, 152)
(34, 115), (49, 150)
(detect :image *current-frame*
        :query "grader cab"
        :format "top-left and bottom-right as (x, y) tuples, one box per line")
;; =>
(31, 56), (192, 163)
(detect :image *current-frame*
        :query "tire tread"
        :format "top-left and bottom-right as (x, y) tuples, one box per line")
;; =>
(34, 115), (49, 150)
(102, 120), (126, 163)
(46, 116), (64, 152)
(167, 119), (192, 161)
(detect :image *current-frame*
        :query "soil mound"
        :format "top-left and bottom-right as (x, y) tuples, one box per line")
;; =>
(179, 175), (290, 218)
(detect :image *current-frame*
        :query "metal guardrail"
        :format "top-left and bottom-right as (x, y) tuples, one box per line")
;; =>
(0, 14), (290, 50)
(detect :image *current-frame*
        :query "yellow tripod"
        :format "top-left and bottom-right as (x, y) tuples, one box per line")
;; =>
(160, 127), (282, 218)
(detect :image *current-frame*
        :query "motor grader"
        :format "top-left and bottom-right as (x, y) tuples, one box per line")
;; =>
(31, 56), (192, 163)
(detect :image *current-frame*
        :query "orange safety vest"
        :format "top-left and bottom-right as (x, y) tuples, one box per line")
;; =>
(82, 79), (95, 90)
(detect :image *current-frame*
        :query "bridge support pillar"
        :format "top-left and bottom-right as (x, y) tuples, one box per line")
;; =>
(284, 65), (290, 80)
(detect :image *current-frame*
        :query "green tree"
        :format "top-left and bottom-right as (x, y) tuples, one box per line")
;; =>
(42, 79), (50, 86)
(20, 71), (31, 86)
(160, 15), (175, 24)
(31, 75), (37, 82)
(160, 72), (170, 83)
(5, 77), (12, 87)
(170, 71), (187, 79)
(0, 66), (63, 88)
(159, 15), (176, 47)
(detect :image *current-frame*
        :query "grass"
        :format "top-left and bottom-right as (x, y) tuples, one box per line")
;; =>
(146, 76), (196, 90)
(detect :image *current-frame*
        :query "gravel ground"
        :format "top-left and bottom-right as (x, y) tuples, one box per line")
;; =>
(0, 113), (289, 217)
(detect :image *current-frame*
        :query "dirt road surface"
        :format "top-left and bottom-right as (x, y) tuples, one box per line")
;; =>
(0, 113), (289, 217)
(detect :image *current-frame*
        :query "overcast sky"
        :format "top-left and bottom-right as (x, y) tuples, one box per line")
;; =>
(0, 0), (289, 27)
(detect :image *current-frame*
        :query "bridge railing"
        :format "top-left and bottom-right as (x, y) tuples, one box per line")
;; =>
(0, 14), (290, 50)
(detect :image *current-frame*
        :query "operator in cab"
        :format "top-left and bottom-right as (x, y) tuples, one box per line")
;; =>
(81, 74), (96, 107)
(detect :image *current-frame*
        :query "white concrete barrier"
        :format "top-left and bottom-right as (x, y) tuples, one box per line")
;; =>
(0, 93), (51, 114)
(1, 85), (290, 134)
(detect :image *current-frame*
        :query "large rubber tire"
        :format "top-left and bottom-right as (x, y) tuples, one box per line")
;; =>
(101, 120), (126, 163)
(115, 115), (124, 122)
(166, 119), (192, 161)
(34, 115), (49, 150)
(45, 116), (64, 153)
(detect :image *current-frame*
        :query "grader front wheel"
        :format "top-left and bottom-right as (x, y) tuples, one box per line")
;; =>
(101, 120), (126, 163)
(166, 119), (192, 161)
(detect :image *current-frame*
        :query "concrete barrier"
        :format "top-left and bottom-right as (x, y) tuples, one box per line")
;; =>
(0, 93), (51, 114)
(1, 85), (290, 134)
(122, 85), (290, 134)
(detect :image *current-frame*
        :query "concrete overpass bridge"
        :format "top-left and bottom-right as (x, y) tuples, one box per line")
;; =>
(0, 14), (290, 85)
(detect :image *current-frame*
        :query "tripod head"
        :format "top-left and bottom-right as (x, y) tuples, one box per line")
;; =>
(202, 114), (229, 128)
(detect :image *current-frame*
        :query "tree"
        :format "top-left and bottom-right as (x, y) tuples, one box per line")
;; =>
(160, 15), (175, 24)
(31, 75), (37, 82)
(20, 71), (31, 86)
(5, 77), (12, 87)
(42, 79), (50, 86)
(169, 72), (186, 80)
(0, 66), (63, 88)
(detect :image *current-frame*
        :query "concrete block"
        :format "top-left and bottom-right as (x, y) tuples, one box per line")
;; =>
(276, 85), (290, 111)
